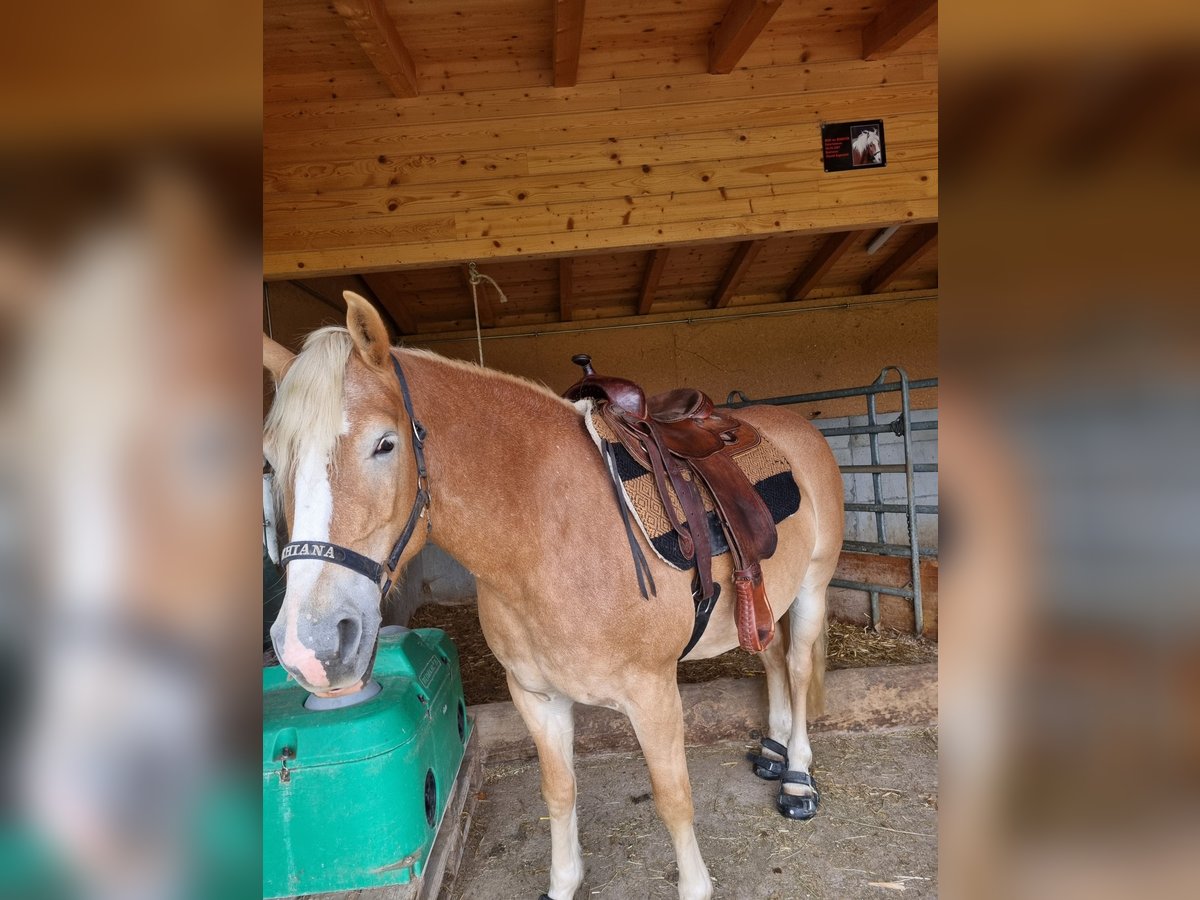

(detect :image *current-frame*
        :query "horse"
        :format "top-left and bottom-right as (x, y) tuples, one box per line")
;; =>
(852, 127), (882, 166)
(262, 293), (844, 900)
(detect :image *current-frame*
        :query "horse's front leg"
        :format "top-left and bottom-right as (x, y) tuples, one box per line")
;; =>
(624, 677), (713, 900)
(506, 674), (584, 900)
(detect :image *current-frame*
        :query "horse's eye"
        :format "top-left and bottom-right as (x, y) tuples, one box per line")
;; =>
(374, 436), (396, 456)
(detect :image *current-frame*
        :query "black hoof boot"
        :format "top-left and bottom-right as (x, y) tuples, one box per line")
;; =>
(777, 770), (820, 820)
(746, 737), (789, 780)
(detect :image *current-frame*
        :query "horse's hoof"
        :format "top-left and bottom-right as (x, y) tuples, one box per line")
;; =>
(746, 736), (788, 780)
(777, 770), (820, 821)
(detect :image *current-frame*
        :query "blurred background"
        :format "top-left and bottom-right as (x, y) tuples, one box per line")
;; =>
(0, 2), (262, 898)
(0, 0), (1198, 898)
(940, 2), (1200, 898)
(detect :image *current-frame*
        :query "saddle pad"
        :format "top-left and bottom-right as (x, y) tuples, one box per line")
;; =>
(582, 402), (801, 570)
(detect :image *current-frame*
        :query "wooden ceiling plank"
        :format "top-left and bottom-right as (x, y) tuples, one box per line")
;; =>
(334, 0), (419, 98)
(862, 0), (938, 61)
(863, 224), (937, 293)
(638, 248), (670, 315)
(361, 273), (420, 334)
(554, 0), (587, 88)
(559, 257), (575, 321)
(711, 239), (765, 308)
(785, 230), (860, 302)
(708, 0), (784, 75)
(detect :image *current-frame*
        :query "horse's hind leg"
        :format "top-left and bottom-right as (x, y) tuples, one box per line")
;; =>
(623, 677), (713, 900)
(779, 573), (830, 818)
(506, 674), (583, 900)
(758, 618), (792, 762)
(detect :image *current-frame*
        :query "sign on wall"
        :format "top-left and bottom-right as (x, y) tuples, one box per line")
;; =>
(821, 119), (886, 172)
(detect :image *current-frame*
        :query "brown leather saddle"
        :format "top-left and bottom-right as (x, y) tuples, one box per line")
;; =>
(565, 354), (778, 652)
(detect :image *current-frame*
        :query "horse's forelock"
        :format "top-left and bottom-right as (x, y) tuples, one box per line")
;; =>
(264, 327), (355, 507)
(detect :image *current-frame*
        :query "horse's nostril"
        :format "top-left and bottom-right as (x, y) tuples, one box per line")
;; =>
(336, 616), (362, 662)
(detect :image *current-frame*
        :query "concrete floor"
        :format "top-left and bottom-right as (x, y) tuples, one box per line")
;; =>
(442, 729), (938, 900)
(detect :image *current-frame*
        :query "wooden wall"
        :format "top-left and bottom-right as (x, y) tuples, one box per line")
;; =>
(264, 0), (938, 278)
(403, 293), (937, 418)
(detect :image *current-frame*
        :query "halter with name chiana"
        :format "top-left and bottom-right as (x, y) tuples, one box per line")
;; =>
(280, 353), (430, 597)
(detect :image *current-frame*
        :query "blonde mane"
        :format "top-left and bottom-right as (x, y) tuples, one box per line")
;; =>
(264, 326), (353, 495)
(265, 331), (576, 499)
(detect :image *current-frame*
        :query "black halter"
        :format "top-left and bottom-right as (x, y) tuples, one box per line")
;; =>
(280, 354), (431, 597)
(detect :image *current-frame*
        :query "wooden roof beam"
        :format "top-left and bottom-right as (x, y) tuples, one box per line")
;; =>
(559, 257), (574, 322)
(863, 224), (937, 293)
(554, 0), (587, 88)
(638, 248), (670, 315)
(334, 0), (419, 98)
(785, 230), (859, 302)
(711, 239), (765, 308)
(709, 0), (783, 75)
(862, 0), (937, 61)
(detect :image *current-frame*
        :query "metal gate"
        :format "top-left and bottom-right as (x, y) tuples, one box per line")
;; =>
(726, 367), (938, 634)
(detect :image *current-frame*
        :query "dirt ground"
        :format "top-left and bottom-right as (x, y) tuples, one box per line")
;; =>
(442, 729), (938, 900)
(407, 603), (937, 706)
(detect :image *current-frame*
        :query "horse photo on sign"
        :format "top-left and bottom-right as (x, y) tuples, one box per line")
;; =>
(822, 119), (887, 172)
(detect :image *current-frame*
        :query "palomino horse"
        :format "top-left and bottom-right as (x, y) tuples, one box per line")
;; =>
(263, 294), (844, 900)
(852, 127), (882, 166)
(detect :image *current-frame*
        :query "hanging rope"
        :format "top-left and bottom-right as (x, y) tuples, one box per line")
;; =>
(466, 261), (508, 366)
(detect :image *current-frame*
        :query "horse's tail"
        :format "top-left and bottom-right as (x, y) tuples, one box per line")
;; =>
(807, 615), (827, 719)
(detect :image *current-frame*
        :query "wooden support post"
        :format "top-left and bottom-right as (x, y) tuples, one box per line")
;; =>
(334, 0), (419, 98)
(708, 0), (783, 75)
(862, 0), (937, 61)
(361, 273), (420, 334)
(638, 248), (670, 315)
(559, 257), (574, 322)
(863, 224), (937, 293)
(554, 0), (587, 88)
(785, 230), (859, 302)
(711, 239), (765, 308)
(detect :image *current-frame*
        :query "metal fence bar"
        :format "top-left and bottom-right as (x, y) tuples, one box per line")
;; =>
(725, 377), (939, 408)
(831, 578), (916, 601)
(842, 540), (939, 559)
(866, 389), (885, 629)
(841, 463), (938, 474)
(845, 502), (939, 515)
(724, 368), (938, 635)
(889, 367), (924, 634)
(818, 421), (938, 437)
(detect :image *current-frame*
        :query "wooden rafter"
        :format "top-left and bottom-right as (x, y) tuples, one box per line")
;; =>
(553, 0), (587, 88)
(785, 230), (859, 302)
(711, 239), (765, 308)
(863, 224), (937, 293)
(709, 0), (783, 75)
(638, 248), (670, 315)
(360, 273), (420, 334)
(862, 0), (937, 61)
(334, 0), (419, 98)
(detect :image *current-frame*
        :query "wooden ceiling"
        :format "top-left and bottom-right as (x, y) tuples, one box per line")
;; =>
(276, 222), (936, 335)
(265, 0), (937, 333)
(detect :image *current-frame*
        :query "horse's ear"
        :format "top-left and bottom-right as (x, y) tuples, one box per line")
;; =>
(343, 291), (391, 371)
(263, 333), (295, 384)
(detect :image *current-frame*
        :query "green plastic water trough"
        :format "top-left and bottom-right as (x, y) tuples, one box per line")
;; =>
(262, 626), (471, 898)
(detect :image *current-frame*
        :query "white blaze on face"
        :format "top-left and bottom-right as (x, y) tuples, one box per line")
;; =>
(279, 446), (335, 687)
